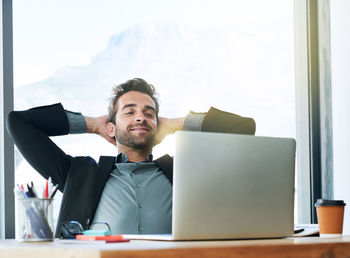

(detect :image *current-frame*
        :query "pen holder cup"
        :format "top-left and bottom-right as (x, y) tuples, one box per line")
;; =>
(16, 198), (55, 241)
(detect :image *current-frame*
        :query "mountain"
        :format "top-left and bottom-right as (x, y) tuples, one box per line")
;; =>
(14, 21), (295, 162)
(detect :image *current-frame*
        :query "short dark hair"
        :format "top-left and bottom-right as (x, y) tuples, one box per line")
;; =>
(108, 78), (160, 124)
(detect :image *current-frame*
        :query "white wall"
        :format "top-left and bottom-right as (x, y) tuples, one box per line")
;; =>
(330, 0), (350, 234)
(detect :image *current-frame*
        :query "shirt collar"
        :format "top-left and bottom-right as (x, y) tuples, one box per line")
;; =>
(116, 153), (153, 163)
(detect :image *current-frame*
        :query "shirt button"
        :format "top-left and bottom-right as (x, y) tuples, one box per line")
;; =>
(136, 184), (141, 188)
(139, 225), (144, 232)
(139, 204), (143, 208)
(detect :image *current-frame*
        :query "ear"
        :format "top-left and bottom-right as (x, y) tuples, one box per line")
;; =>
(106, 122), (116, 137)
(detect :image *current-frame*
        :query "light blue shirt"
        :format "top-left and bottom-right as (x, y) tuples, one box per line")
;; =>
(92, 153), (173, 234)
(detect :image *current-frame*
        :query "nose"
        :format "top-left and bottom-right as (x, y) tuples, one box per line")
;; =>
(135, 113), (146, 123)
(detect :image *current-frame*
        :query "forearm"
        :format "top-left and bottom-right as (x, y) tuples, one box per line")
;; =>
(65, 110), (87, 134)
(201, 107), (256, 135)
(7, 103), (70, 138)
(66, 110), (115, 145)
(66, 111), (105, 135)
(161, 117), (185, 133)
(158, 112), (203, 136)
(179, 107), (256, 135)
(85, 116), (97, 134)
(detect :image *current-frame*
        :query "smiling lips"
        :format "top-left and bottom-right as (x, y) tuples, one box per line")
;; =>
(130, 126), (151, 132)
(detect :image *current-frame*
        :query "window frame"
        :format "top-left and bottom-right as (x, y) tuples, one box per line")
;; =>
(294, 0), (333, 224)
(1, 0), (15, 239)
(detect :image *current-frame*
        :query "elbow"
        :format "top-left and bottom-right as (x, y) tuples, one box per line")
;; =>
(6, 110), (19, 138)
(246, 118), (256, 135)
(6, 111), (15, 132)
(236, 118), (256, 135)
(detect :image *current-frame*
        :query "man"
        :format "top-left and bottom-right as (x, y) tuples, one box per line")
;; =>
(7, 78), (255, 237)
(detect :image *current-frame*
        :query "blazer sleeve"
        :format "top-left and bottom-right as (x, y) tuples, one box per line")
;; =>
(201, 107), (256, 135)
(6, 103), (72, 189)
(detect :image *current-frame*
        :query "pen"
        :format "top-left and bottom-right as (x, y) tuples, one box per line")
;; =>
(25, 191), (30, 198)
(26, 183), (37, 198)
(31, 182), (37, 197)
(49, 184), (59, 200)
(14, 184), (26, 199)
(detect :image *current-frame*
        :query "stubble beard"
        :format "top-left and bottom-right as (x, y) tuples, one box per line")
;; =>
(115, 123), (156, 150)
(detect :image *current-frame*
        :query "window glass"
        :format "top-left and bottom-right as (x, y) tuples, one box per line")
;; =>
(13, 0), (295, 225)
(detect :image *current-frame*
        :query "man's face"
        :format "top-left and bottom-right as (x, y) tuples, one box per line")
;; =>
(110, 91), (158, 150)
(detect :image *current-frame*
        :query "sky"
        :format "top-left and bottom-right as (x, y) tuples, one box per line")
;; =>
(13, 0), (292, 87)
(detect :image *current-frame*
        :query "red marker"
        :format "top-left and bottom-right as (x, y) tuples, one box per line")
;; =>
(76, 234), (128, 242)
(44, 180), (49, 198)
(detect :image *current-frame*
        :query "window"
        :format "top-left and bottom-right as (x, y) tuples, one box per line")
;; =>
(10, 0), (297, 236)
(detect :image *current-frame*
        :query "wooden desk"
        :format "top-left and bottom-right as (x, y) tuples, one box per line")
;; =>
(1, 236), (350, 258)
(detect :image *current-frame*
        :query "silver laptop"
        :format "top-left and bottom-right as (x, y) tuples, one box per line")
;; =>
(123, 131), (296, 241)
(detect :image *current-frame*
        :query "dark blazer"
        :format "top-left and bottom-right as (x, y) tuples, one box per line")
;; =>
(6, 103), (255, 237)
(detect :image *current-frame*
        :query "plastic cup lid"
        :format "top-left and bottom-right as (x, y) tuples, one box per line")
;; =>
(315, 199), (346, 207)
